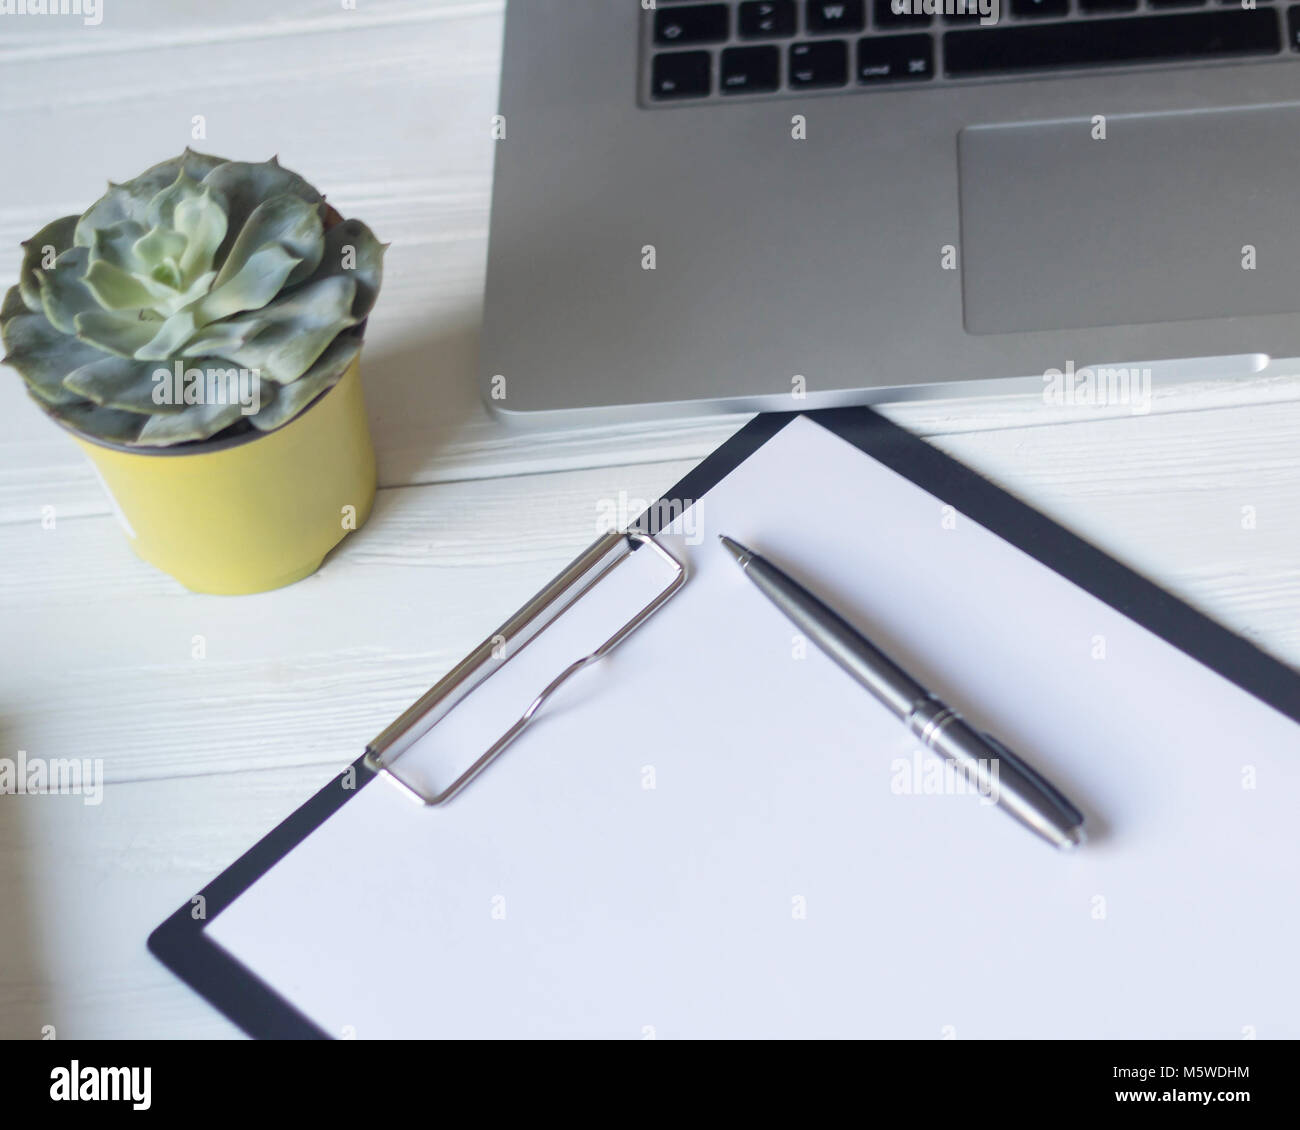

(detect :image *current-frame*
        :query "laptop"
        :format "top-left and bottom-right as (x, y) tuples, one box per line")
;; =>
(480, 0), (1300, 423)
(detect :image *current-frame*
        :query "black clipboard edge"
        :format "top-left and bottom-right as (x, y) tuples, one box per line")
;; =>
(806, 407), (1300, 728)
(147, 760), (376, 1040)
(148, 407), (1300, 1039)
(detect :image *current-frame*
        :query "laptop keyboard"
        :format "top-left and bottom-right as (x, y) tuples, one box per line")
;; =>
(644, 1), (1292, 103)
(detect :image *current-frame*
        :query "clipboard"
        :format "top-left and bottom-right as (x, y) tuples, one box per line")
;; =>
(148, 408), (1300, 1039)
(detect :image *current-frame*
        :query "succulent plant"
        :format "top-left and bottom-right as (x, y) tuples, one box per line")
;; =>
(1, 150), (384, 447)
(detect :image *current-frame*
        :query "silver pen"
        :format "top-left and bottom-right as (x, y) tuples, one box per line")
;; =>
(720, 535), (1086, 850)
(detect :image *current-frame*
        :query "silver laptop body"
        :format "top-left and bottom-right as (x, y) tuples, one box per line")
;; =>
(481, 0), (1300, 423)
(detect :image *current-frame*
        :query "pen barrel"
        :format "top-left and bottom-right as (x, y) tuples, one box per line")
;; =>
(737, 546), (1085, 851)
(907, 697), (1085, 850)
(744, 555), (927, 718)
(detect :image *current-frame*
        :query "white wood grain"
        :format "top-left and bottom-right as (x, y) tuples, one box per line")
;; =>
(1, 0), (1298, 1040)
(0, 763), (343, 1039)
(0, 458), (699, 781)
(4, 400), (1298, 791)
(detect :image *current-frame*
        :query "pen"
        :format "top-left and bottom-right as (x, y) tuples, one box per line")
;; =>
(719, 535), (1087, 850)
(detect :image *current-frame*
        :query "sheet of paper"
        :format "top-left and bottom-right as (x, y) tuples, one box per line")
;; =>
(207, 416), (1300, 1038)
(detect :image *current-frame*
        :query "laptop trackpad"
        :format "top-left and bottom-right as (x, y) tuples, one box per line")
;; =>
(957, 106), (1300, 335)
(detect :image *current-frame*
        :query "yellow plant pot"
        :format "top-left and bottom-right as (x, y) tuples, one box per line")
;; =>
(69, 357), (376, 595)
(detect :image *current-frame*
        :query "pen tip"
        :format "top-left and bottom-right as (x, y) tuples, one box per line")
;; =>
(718, 535), (753, 567)
(1059, 825), (1087, 851)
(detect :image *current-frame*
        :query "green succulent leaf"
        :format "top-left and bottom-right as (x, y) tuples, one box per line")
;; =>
(45, 399), (147, 445)
(159, 271), (217, 318)
(194, 243), (303, 327)
(1, 285), (27, 321)
(86, 224), (210, 315)
(75, 149), (227, 247)
(132, 308), (202, 362)
(294, 217), (385, 321)
(90, 221), (147, 273)
(144, 170), (204, 230)
(202, 157), (322, 269)
(35, 245), (101, 334)
(213, 193), (323, 293)
(63, 355), (187, 415)
(82, 256), (159, 311)
(74, 309), (166, 359)
(132, 226), (189, 274)
(174, 187), (228, 281)
(184, 275), (358, 384)
(2, 308), (101, 406)
(19, 215), (78, 312)
(134, 398), (246, 447)
(250, 333), (361, 432)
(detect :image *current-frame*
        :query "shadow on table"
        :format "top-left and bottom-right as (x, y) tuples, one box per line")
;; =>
(359, 303), (488, 487)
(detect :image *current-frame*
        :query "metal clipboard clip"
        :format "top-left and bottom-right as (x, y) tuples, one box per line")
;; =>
(363, 530), (688, 806)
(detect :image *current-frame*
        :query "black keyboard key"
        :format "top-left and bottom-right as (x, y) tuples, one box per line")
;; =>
(857, 33), (935, 81)
(873, 0), (933, 28)
(738, 0), (797, 37)
(1290, 4), (1300, 49)
(1148, 0), (1206, 6)
(1078, 0), (1137, 11)
(651, 51), (712, 99)
(721, 45), (782, 91)
(654, 4), (729, 45)
(808, 0), (867, 33)
(789, 39), (850, 86)
(944, 10), (1281, 75)
(1011, 0), (1070, 15)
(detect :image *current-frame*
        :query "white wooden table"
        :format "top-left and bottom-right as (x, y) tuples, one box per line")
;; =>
(2, 0), (1298, 1039)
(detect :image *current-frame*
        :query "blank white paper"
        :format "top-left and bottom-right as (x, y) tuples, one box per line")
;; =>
(207, 416), (1300, 1038)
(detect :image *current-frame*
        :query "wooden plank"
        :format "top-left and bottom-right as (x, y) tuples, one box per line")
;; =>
(0, 0), (500, 59)
(0, 762), (342, 1039)
(4, 399), (1299, 791)
(0, 458), (696, 780)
